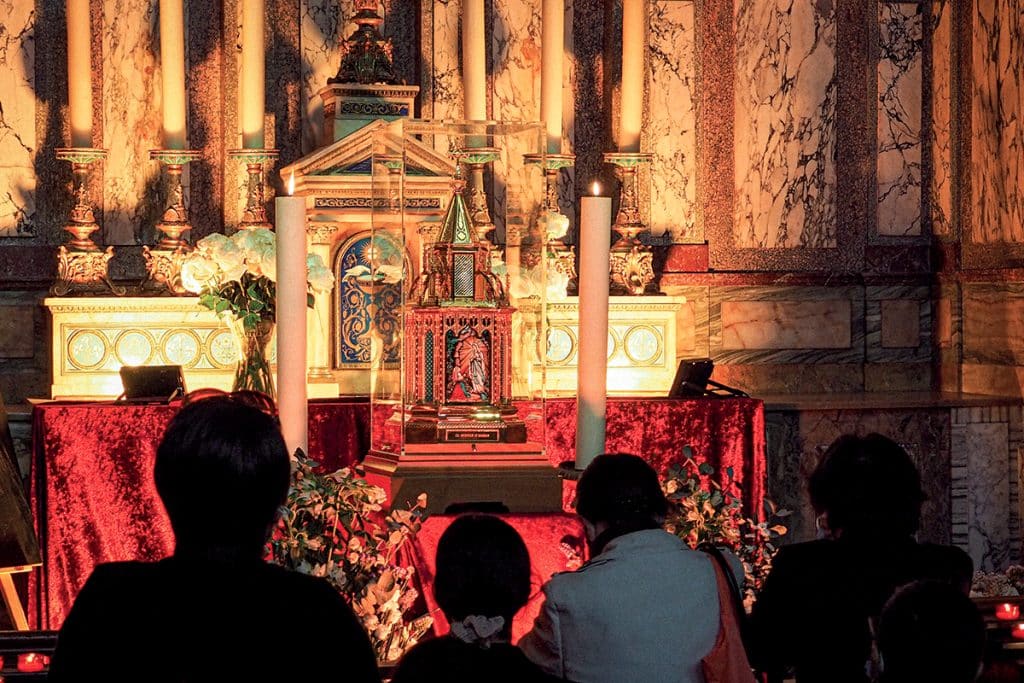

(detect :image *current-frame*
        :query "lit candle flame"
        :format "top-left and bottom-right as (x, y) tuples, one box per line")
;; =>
(591, 181), (601, 196)
(288, 172), (295, 196)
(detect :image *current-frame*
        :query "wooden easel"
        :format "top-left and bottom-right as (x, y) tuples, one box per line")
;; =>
(0, 392), (40, 631)
(0, 565), (33, 630)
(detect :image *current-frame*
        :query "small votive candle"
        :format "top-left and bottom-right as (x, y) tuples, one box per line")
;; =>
(996, 603), (1021, 620)
(1011, 623), (1024, 640)
(17, 652), (47, 672)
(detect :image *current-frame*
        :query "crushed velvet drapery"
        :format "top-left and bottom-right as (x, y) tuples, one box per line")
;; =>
(29, 397), (763, 629)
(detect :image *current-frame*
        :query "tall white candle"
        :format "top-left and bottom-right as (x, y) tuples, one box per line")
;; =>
(575, 183), (612, 469)
(540, 0), (563, 154)
(462, 0), (486, 122)
(66, 0), (93, 148)
(241, 0), (266, 149)
(275, 176), (308, 456)
(159, 0), (187, 149)
(619, 0), (644, 153)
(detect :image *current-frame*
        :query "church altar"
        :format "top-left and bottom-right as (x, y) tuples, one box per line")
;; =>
(28, 396), (765, 629)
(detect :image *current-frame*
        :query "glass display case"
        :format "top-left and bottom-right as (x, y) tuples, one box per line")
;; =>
(362, 119), (559, 512)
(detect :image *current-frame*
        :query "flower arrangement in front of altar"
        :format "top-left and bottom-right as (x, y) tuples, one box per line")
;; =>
(660, 455), (790, 609)
(180, 229), (335, 395)
(971, 566), (1024, 597)
(269, 453), (432, 663)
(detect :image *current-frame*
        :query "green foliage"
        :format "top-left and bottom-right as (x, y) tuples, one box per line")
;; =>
(268, 454), (431, 663)
(196, 271), (278, 331)
(661, 455), (790, 609)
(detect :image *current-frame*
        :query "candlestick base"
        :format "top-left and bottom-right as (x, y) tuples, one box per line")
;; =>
(228, 148), (279, 230)
(453, 148), (500, 243)
(144, 149), (202, 294)
(603, 152), (655, 296)
(525, 153), (577, 293)
(52, 148), (124, 295)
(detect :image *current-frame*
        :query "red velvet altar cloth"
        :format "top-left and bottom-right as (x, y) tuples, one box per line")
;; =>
(29, 396), (763, 629)
(28, 400), (370, 630)
(405, 514), (587, 644)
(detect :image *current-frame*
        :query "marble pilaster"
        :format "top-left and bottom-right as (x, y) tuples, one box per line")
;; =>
(876, 3), (923, 237)
(971, 0), (1024, 244)
(300, 0), (354, 152)
(0, 0), (36, 237)
(645, 0), (696, 242)
(733, 0), (837, 249)
(101, 0), (165, 245)
(929, 0), (952, 237)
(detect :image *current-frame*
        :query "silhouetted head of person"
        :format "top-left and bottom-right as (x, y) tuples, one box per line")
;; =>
(433, 515), (531, 640)
(576, 453), (668, 552)
(808, 434), (924, 539)
(878, 580), (985, 683)
(155, 395), (289, 560)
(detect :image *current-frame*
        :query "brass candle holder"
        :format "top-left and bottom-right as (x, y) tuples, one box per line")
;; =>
(453, 147), (501, 243)
(603, 151), (654, 295)
(228, 148), (279, 230)
(143, 149), (202, 294)
(52, 147), (125, 296)
(524, 152), (576, 286)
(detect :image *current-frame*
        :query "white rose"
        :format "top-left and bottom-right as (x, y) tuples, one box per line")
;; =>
(546, 269), (570, 301)
(510, 268), (540, 299)
(209, 236), (244, 272)
(194, 233), (231, 258)
(181, 255), (219, 293)
(308, 266), (335, 293)
(543, 211), (570, 241)
(259, 250), (277, 282)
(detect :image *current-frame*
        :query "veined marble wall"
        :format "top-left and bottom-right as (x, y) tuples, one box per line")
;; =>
(101, 0), (164, 245)
(972, 0), (1024, 244)
(646, 0), (696, 241)
(930, 0), (952, 237)
(733, 0), (837, 249)
(877, 3), (923, 237)
(0, 0), (35, 237)
(300, 0), (355, 153)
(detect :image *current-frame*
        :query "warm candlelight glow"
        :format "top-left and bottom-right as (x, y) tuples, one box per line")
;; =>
(17, 652), (47, 672)
(288, 172), (295, 196)
(591, 181), (601, 196)
(997, 603), (1022, 621)
(1013, 623), (1024, 640)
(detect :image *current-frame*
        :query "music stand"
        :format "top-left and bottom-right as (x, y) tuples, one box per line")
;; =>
(118, 365), (186, 404)
(668, 359), (749, 399)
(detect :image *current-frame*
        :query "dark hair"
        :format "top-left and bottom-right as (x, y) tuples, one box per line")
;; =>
(576, 453), (668, 527)
(808, 434), (924, 537)
(878, 580), (985, 683)
(433, 515), (531, 622)
(154, 396), (289, 555)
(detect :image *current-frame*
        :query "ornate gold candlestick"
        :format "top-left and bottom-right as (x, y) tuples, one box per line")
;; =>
(603, 151), (654, 295)
(524, 152), (576, 287)
(52, 148), (125, 296)
(143, 149), (201, 294)
(228, 148), (279, 230)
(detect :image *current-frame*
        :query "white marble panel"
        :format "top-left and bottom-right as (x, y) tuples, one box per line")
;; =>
(102, 0), (164, 245)
(0, 0), (35, 237)
(877, 3), (922, 237)
(966, 421), (1011, 570)
(930, 0), (952, 236)
(300, 0), (355, 153)
(491, 0), (542, 231)
(734, 0), (837, 248)
(972, 0), (1024, 244)
(430, 0), (463, 145)
(646, 0), (696, 242)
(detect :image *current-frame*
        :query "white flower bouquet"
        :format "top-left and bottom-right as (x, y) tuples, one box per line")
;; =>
(181, 228), (334, 329)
